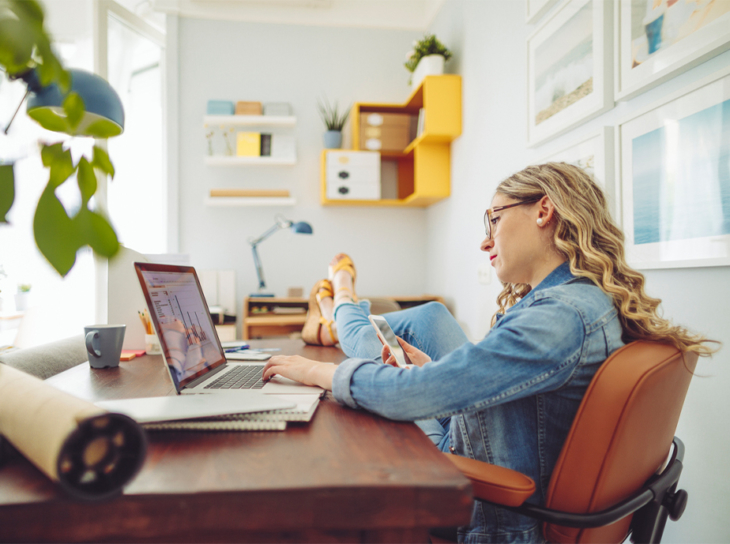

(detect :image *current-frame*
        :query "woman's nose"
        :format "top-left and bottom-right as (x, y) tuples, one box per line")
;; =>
(480, 236), (494, 252)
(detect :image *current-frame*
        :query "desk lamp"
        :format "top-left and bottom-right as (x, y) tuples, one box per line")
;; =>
(5, 68), (124, 136)
(249, 214), (313, 297)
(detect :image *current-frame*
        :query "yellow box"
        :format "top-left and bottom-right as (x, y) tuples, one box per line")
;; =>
(236, 132), (261, 156)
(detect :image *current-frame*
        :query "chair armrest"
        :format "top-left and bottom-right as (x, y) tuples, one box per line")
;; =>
(444, 452), (536, 507)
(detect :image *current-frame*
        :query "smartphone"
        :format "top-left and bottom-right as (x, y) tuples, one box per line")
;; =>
(368, 315), (411, 368)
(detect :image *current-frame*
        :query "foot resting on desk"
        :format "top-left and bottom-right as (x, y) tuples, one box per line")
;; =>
(301, 254), (358, 346)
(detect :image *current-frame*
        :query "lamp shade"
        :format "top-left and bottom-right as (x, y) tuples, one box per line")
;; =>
(291, 221), (313, 234)
(26, 68), (124, 137)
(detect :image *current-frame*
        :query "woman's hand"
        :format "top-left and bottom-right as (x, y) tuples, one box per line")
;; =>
(381, 337), (431, 368)
(262, 355), (336, 390)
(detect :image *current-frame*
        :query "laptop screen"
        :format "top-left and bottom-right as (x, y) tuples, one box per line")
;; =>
(134, 263), (226, 392)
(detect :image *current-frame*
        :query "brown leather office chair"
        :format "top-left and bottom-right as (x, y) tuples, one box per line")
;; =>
(444, 341), (697, 544)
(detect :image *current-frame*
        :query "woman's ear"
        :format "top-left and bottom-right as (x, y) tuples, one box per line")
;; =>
(536, 196), (555, 227)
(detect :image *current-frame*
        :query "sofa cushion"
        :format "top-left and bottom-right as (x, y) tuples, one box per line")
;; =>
(0, 335), (87, 379)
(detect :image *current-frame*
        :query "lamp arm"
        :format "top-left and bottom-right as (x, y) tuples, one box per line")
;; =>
(248, 219), (289, 246)
(250, 243), (266, 290)
(3, 88), (30, 135)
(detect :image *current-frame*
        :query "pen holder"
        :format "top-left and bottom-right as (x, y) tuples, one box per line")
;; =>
(145, 334), (162, 355)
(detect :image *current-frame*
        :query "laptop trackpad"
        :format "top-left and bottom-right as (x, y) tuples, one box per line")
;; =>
(262, 376), (324, 395)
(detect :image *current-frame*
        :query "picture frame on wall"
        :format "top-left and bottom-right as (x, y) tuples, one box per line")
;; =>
(527, 0), (613, 147)
(615, 0), (730, 101)
(526, 0), (561, 24)
(618, 65), (730, 270)
(536, 127), (616, 216)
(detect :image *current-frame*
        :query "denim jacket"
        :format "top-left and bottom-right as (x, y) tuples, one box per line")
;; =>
(332, 263), (625, 543)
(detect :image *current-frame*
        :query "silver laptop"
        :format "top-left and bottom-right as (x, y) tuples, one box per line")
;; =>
(134, 262), (322, 396)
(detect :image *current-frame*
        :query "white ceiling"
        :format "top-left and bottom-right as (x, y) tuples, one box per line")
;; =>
(150, 0), (446, 30)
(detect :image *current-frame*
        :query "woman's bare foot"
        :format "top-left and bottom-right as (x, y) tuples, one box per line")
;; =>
(329, 253), (357, 308)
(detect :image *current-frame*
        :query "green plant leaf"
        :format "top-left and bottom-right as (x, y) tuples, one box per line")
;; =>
(83, 118), (123, 138)
(63, 92), (85, 130)
(74, 208), (119, 258)
(28, 107), (70, 133)
(40, 143), (75, 188)
(0, 19), (34, 73)
(0, 164), (15, 223)
(9, 0), (45, 27)
(33, 186), (81, 277)
(92, 146), (115, 179)
(34, 37), (69, 91)
(76, 157), (96, 204)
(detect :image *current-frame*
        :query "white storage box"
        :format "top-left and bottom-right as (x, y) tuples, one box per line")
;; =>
(326, 151), (381, 200)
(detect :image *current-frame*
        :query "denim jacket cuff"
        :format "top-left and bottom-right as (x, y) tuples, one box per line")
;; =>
(332, 357), (372, 409)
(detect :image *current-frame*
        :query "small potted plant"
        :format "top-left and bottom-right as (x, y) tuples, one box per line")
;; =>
(15, 284), (31, 312)
(405, 34), (453, 88)
(318, 97), (350, 149)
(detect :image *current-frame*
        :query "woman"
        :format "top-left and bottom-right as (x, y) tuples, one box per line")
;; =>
(262, 162), (713, 543)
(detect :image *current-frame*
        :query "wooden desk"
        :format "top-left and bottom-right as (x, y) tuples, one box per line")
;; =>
(0, 339), (472, 542)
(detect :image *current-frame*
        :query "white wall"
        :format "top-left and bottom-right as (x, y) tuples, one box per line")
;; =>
(174, 4), (729, 540)
(427, 1), (730, 542)
(176, 18), (428, 322)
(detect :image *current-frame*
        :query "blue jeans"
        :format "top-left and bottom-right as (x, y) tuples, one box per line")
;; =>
(334, 300), (469, 451)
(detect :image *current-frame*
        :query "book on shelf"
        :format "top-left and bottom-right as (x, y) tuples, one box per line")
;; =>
(260, 133), (272, 156)
(271, 134), (295, 158)
(237, 132), (261, 156)
(416, 108), (426, 138)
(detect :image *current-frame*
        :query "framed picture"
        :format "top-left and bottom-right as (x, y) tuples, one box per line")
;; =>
(618, 65), (730, 269)
(536, 127), (617, 216)
(615, 0), (730, 101)
(526, 0), (561, 23)
(527, 0), (613, 147)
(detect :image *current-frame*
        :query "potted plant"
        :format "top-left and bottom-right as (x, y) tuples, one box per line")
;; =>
(405, 34), (453, 88)
(318, 97), (350, 149)
(0, 0), (121, 278)
(15, 284), (31, 312)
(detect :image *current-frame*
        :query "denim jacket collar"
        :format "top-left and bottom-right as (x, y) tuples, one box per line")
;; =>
(530, 261), (574, 294)
(495, 261), (574, 322)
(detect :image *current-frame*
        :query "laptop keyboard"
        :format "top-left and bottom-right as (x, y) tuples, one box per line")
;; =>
(204, 365), (266, 390)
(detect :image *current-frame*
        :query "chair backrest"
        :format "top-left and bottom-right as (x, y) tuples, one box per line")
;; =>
(544, 341), (698, 543)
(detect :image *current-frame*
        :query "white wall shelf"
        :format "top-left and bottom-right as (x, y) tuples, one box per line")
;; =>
(203, 115), (296, 127)
(204, 155), (297, 166)
(205, 197), (297, 207)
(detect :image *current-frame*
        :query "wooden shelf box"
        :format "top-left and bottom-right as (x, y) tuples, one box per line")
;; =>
(321, 75), (462, 208)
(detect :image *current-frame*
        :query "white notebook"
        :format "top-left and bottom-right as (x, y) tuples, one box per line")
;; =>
(203, 394), (321, 423)
(143, 420), (286, 431)
(141, 394), (322, 432)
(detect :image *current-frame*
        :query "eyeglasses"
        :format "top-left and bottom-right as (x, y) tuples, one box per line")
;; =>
(483, 198), (541, 239)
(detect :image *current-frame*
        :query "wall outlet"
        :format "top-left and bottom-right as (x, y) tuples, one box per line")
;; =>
(478, 263), (492, 285)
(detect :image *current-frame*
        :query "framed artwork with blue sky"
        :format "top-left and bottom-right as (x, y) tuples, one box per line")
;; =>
(618, 65), (730, 269)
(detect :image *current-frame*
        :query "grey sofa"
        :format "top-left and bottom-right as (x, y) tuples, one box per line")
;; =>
(0, 335), (87, 380)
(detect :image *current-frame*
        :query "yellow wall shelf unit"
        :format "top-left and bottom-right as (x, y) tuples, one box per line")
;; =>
(321, 75), (461, 207)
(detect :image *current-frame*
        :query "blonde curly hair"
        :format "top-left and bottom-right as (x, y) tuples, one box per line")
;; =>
(491, 162), (715, 357)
